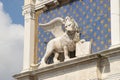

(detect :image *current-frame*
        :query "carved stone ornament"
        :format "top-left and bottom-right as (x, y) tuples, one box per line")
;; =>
(35, 0), (59, 10)
(39, 16), (91, 67)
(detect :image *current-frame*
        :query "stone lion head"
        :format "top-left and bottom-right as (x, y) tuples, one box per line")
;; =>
(63, 16), (79, 32)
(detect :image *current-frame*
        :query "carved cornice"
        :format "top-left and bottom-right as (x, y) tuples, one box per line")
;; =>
(35, 0), (70, 12)
(13, 47), (120, 80)
(22, 0), (72, 16)
(22, 4), (35, 20)
(35, 0), (57, 11)
(22, 4), (35, 16)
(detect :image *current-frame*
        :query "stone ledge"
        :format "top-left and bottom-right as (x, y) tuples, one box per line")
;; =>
(35, 54), (98, 73)
(35, 47), (120, 74)
(13, 71), (32, 79)
(13, 47), (120, 80)
(96, 46), (120, 57)
(13, 53), (98, 79)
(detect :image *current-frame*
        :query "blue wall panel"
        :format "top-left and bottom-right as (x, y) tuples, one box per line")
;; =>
(37, 0), (111, 62)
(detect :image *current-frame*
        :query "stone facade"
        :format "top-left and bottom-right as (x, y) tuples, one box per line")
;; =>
(13, 47), (120, 80)
(13, 0), (120, 80)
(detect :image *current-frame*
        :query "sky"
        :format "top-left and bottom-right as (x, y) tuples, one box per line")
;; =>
(0, 0), (24, 80)
(0, 0), (24, 25)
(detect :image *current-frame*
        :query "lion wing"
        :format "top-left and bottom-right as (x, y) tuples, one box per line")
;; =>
(39, 17), (64, 37)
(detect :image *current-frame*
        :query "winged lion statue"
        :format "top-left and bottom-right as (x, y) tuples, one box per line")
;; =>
(39, 16), (80, 66)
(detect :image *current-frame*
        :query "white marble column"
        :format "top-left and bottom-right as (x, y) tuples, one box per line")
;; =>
(22, 2), (35, 72)
(110, 0), (120, 48)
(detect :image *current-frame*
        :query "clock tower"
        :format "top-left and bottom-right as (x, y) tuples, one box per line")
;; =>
(14, 0), (120, 80)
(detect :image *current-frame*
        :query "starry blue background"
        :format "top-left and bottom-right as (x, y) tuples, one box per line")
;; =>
(37, 0), (111, 62)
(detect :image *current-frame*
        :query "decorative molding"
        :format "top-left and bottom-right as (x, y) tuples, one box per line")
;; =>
(14, 53), (99, 79)
(35, 0), (70, 11)
(22, 4), (35, 19)
(35, 4), (47, 11)
(34, 10), (44, 64)
(23, 4), (35, 14)
(35, 0), (57, 11)
(100, 47), (120, 57)
(13, 47), (120, 80)
(13, 71), (32, 79)
(24, 0), (35, 5)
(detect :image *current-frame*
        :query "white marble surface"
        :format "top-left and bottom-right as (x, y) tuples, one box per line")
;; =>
(76, 40), (91, 57)
(22, 3), (35, 72)
(13, 47), (120, 80)
(110, 0), (120, 48)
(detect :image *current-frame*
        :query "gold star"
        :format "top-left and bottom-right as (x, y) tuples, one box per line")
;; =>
(97, 47), (100, 51)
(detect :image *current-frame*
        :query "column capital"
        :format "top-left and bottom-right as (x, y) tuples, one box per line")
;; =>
(22, 4), (35, 20)
(24, 0), (35, 5)
(22, 4), (35, 15)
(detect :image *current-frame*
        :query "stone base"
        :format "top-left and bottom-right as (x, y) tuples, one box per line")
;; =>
(13, 47), (120, 80)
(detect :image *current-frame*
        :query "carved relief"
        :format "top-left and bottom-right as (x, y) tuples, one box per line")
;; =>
(38, 16), (91, 67)
(22, 4), (35, 19)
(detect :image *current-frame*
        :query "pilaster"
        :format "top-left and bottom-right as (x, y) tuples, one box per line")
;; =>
(22, 3), (35, 72)
(110, 0), (120, 48)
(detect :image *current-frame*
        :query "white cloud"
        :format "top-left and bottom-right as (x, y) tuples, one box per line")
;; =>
(0, 2), (24, 80)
